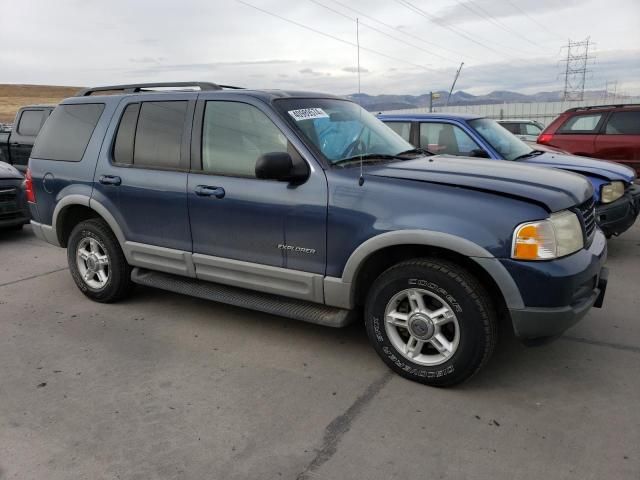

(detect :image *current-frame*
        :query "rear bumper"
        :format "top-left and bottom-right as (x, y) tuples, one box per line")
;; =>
(596, 186), (640, 237)
(505, 228), (608, 341)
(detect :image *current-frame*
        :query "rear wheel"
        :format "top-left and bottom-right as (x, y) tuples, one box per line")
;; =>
(67, 218), (133, 303)
(364, 258), (497, 387)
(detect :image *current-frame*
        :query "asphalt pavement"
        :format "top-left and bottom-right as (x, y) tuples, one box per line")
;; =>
(0, 223), (638, 480)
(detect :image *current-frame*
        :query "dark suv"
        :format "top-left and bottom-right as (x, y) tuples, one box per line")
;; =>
(538, 104), (640, 174)
(27, 82), (608, 387)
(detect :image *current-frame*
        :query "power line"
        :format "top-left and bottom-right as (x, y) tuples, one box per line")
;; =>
(452, 0), (548, 50)
(394, 0), (519, 60)
(236, 0), (438, 72)
(326, 0), (475, 60)
(502, 0), (565, 41)
(308, 0), (454, 63)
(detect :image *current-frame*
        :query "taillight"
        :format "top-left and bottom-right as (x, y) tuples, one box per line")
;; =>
(538, 133), (553, 145)
(24, 167), (36, 203)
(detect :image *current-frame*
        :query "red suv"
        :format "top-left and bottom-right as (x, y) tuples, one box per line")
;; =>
(538, 105), (640, 175)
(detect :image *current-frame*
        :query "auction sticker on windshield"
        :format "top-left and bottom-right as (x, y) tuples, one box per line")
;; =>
(288, 108), (329, 121)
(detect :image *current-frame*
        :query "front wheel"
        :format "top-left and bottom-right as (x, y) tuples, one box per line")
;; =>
(67, 218), (133, 303)
(364, 258), (497, 387)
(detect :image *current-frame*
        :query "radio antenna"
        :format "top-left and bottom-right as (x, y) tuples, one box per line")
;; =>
(356, 17), (365, 187)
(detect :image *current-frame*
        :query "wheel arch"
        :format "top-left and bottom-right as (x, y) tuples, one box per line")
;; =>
(324, 230), (524, 313)
(53, 196), (126, 249)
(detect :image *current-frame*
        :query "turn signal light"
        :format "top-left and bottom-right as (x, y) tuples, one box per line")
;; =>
(512, 221), (555, 260)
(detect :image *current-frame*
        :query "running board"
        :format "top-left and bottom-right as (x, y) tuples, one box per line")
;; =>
(131, 268), (355, 328)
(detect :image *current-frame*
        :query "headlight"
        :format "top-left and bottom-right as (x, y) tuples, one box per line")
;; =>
(512, 210), (584, 260)
(600, 181), (625, 204)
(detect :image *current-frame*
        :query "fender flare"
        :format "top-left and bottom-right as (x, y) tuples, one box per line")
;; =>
(323, 230), (524, 310)
(52, 195), (127, 249)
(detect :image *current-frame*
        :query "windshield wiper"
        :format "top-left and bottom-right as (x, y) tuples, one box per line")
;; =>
(395, 147), (434, 157)
(512, 150), (544, 161)
(333, 153), (401, 167)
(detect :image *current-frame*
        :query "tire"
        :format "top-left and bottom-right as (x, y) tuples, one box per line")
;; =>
(364, 258), (497, 387)
(67, 218), (133, 303)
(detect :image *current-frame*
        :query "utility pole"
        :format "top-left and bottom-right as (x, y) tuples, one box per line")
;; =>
(446, 62), (464, 107)
(561, 37), (594, 101)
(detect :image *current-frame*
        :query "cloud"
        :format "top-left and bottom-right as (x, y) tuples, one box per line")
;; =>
(342, 66), (370, 73)
(433, 0), (580, 26)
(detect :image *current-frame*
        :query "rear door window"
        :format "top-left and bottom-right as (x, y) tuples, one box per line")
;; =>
(31, 103), (105, 161)
(523, 123), (542, 136)
(419, 122), (480, 156)
(500, 123), (520, 135)
(604, 111), (640, 135)
(111, 101), (188, 169)
(134, 101), (187, 169)
(17, 110), (44, 136)
(558, 114), (603, 133)
(384, 121), (412, 142)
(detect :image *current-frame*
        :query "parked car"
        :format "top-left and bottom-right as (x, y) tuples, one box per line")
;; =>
(0, 160), (30, 230)
(497, 119), (544, 142)
(0, 105), (54, 173)
(538, 104), (640, 175)
(379, 113), (640, 237)
(28, 82), (608, 387)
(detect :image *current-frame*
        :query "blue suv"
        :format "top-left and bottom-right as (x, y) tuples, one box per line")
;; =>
(379, 113), (640, 238)
(27, 82), (607, 386)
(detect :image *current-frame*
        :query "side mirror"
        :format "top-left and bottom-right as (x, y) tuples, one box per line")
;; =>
(255, 152), (301, 182)
(469, 148), (490, 158)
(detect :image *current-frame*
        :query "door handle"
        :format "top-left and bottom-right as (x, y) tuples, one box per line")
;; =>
(195, 185), (225, 199)
(10, 142), (22, 147)
(99, 175), (122, 186)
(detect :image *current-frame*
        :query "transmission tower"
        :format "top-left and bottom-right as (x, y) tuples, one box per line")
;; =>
(561, 37), (594, 101)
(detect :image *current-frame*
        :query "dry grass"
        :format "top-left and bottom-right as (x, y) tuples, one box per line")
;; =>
(0, 84), (81, 123)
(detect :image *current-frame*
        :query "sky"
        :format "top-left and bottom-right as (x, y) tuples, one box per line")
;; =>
(1, 0), (639, 96)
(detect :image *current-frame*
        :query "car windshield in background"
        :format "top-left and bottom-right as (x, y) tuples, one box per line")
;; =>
(275, 98), (414, 165)
(469, 118), (534, 161)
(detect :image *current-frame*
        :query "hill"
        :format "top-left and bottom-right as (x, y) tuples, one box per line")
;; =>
(348, 89), (622, 112)
(0, 84), (80, 123)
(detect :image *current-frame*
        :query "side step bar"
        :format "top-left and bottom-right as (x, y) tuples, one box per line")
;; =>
(131, 268), (355, 328)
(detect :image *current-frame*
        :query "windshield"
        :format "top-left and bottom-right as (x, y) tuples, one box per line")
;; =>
(469, 118), (534, 161)
(275, 98), (414, 165)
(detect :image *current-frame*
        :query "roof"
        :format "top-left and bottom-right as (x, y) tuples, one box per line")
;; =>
(497, 118), (538, 123)
(377, 112), (483, 121)
(68, 82), (345, 104)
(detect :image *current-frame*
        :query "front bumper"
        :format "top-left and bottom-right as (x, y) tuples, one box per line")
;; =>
(596, 185), (640, 237)
(504, 228), (608, 340)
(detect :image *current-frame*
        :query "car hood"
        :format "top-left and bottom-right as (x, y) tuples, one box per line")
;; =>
(0, 161), (23, 180)
(367, 156), (593, 212)
(523, 151), (636, 183)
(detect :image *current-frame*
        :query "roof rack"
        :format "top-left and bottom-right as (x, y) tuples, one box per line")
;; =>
(75, 82), (243, 97)
(564, 104), (639, 113)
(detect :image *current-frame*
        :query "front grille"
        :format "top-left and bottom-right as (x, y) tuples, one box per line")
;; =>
(0, 187), (20, 218)
(0, 187), (17, 203)
(577, 197), (596, 242)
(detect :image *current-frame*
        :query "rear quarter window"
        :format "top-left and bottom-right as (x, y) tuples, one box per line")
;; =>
(31, 103), (105, 161)
(558, 113), (603, 134)
(17, 110), (44, 136)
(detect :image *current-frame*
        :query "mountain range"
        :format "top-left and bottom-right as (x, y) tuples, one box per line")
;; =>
(348, 89), (627, 112)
